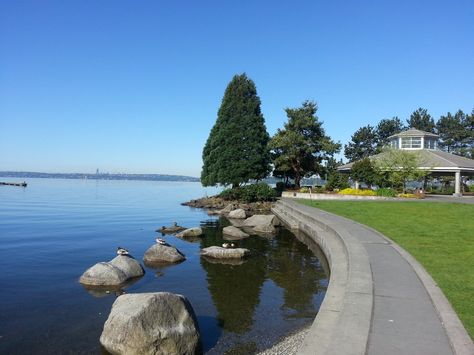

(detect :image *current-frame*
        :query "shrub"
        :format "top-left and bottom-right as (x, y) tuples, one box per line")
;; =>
(397, 193), (418, 198)
(376, 188), (397, 197)
(338, 188), (376, 196)
(220, 183), (277, 203)
(299, 187), (310, 193)
(469, 185), (474, 193)
(313, 186), (325, 193)
(325, 172), (350, 191)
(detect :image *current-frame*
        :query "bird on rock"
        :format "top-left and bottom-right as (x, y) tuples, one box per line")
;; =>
(116, 247), (129, 255)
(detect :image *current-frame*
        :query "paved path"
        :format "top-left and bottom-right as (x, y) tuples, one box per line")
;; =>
(273, 199), (473, 355)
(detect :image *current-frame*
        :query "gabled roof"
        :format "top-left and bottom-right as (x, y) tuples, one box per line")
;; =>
(388, 128), (439, 139)
(338, 149), (474, 172)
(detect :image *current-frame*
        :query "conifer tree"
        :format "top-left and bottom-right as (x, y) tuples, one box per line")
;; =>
(201, 74), (271, 187)
(406, 108), (435, 132)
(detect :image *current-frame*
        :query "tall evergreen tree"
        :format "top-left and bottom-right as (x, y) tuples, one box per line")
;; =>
(406, 108), (435, 132)
(375, 117), (405, 150)
(344, 125), (378, 162)
(201, 74), (271, 187)
(269, 101), (340, 189)
(437, 109), (474, 158)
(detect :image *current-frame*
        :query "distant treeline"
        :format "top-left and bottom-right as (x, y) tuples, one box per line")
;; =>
(0, 171), (200, 182)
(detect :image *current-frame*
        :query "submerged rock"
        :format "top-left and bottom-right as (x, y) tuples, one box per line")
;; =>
(253, 224), (276, 234)
(243, 214), (280, 227)
(200, 246), (250, 259)
(100, 292), (202, 355)
(228, 208), (246, 219)
(79, 255), (144, 286)
(143, 244), (185, 265)
(156, 223), (186, 234)
(176, 227), (203, 238)
(223, 226), (249, 239)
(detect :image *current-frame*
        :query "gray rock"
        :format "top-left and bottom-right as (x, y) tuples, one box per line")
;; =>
(221, 203), (235, 213)
(228, 218), (246, 228)
(109, 255), (144, 278)
(243, 214), (280, 227)
(200, 246), (250, 259)
(79, 256), (144, 286)
(223, 226), (249, 239)
(253, 224), (276, 234)
(100, 292), (202, 355)
(156, 224), (186, 234)
(176, 227), (203, 238)
(144, 244), (186, 264)
(228, 208), (246, 219)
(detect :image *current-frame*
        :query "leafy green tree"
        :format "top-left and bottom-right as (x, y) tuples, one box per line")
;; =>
(269, 101), (340, 189)
(350, 158), (379, 188)
(375, 117), (405, 150)
(437, 109), (474, 158)
(375, 148), (429, 193)
(406, 107), (435, 133)
(344, 125), (378, 162)
(201, 74), (271, 187)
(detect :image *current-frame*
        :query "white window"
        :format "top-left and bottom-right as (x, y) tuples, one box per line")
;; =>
(401, 137), (422, 149)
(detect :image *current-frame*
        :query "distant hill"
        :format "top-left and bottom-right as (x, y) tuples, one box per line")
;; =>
(0, 171), (200, 182)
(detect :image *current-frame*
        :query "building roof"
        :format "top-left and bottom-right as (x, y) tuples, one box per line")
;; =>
(388, 128), (439, 139)
(338, 149), (474, 173)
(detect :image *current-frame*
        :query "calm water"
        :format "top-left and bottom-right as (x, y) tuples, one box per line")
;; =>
(0, 178), (328, 354)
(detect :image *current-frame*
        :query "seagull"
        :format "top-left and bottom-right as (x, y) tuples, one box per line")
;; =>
(117, 247), (129, 255)
(156, 238), (168, 245)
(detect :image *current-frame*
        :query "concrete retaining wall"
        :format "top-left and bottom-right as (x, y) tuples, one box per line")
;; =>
(272, 199), (373, 355)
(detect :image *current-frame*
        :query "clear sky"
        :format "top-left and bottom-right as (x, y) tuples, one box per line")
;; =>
(1, 0), (473, 177)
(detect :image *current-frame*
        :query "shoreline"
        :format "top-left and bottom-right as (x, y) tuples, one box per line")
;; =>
(257, 325), (310, 355)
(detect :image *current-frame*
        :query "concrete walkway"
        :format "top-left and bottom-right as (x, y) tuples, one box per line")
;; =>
(272, 199), (474, 355)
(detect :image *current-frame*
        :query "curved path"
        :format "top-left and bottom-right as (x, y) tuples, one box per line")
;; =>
(272, 198), (473, 355)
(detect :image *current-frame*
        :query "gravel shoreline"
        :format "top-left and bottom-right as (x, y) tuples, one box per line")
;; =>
(257, 325), (310, 355)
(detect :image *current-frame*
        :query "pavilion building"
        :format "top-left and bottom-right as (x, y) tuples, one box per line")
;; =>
(337, 128), (474, 196)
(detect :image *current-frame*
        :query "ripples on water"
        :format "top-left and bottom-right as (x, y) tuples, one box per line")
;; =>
(0, 178), (328, 354)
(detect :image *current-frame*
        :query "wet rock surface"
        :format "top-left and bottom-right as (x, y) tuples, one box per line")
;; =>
(100, 292), (202, 355)
(79, 255), (144, 286)
(222, 225), (249, 239)
(200, 246), (250, 259)
(143, 244), (186, 265)
(176, 227), (203, 238)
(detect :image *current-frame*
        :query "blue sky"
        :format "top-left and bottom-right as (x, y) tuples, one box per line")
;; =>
(1, 0), (473, 177)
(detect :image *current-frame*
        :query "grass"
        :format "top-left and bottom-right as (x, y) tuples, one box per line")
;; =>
(298, 199), (474, 339)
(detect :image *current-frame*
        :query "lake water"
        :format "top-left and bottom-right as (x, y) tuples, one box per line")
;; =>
(0, 178), (328, 354)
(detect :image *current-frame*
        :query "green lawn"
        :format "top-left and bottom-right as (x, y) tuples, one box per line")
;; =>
(298, 199), (474, 338)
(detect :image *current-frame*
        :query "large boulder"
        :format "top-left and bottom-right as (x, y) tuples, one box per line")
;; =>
(243, 214), (280, 227)
(223, 226), (249, 239)
(143, 244), (186, 265)
(176, 227), (203, 238)
(80, 255), (144, 286)
(228, 208), (246, 219)
(200, 246), (250, 259)
(221, 203), (235, 213)
(100, 292), (202, 355)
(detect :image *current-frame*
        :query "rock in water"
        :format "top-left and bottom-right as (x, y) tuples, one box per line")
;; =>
(176, 227), (203, 238)
(228, 208), (246, 219)
(252, 224), (276, 234)
(100, 292), (202, 355)
(143, 244), (186, 264)
(200, 246), (250, 259)
(243, 214), (280, 227)
(222, 226), (249, 239)
(79, 256), (144, 286)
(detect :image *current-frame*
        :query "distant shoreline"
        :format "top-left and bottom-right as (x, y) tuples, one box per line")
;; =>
(0, 171), (200, 183)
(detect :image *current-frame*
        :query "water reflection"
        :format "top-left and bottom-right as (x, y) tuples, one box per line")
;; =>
(199, 217), (328, 345)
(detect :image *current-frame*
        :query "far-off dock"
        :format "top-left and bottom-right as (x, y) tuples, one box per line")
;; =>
(0, 181), (27, 187)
